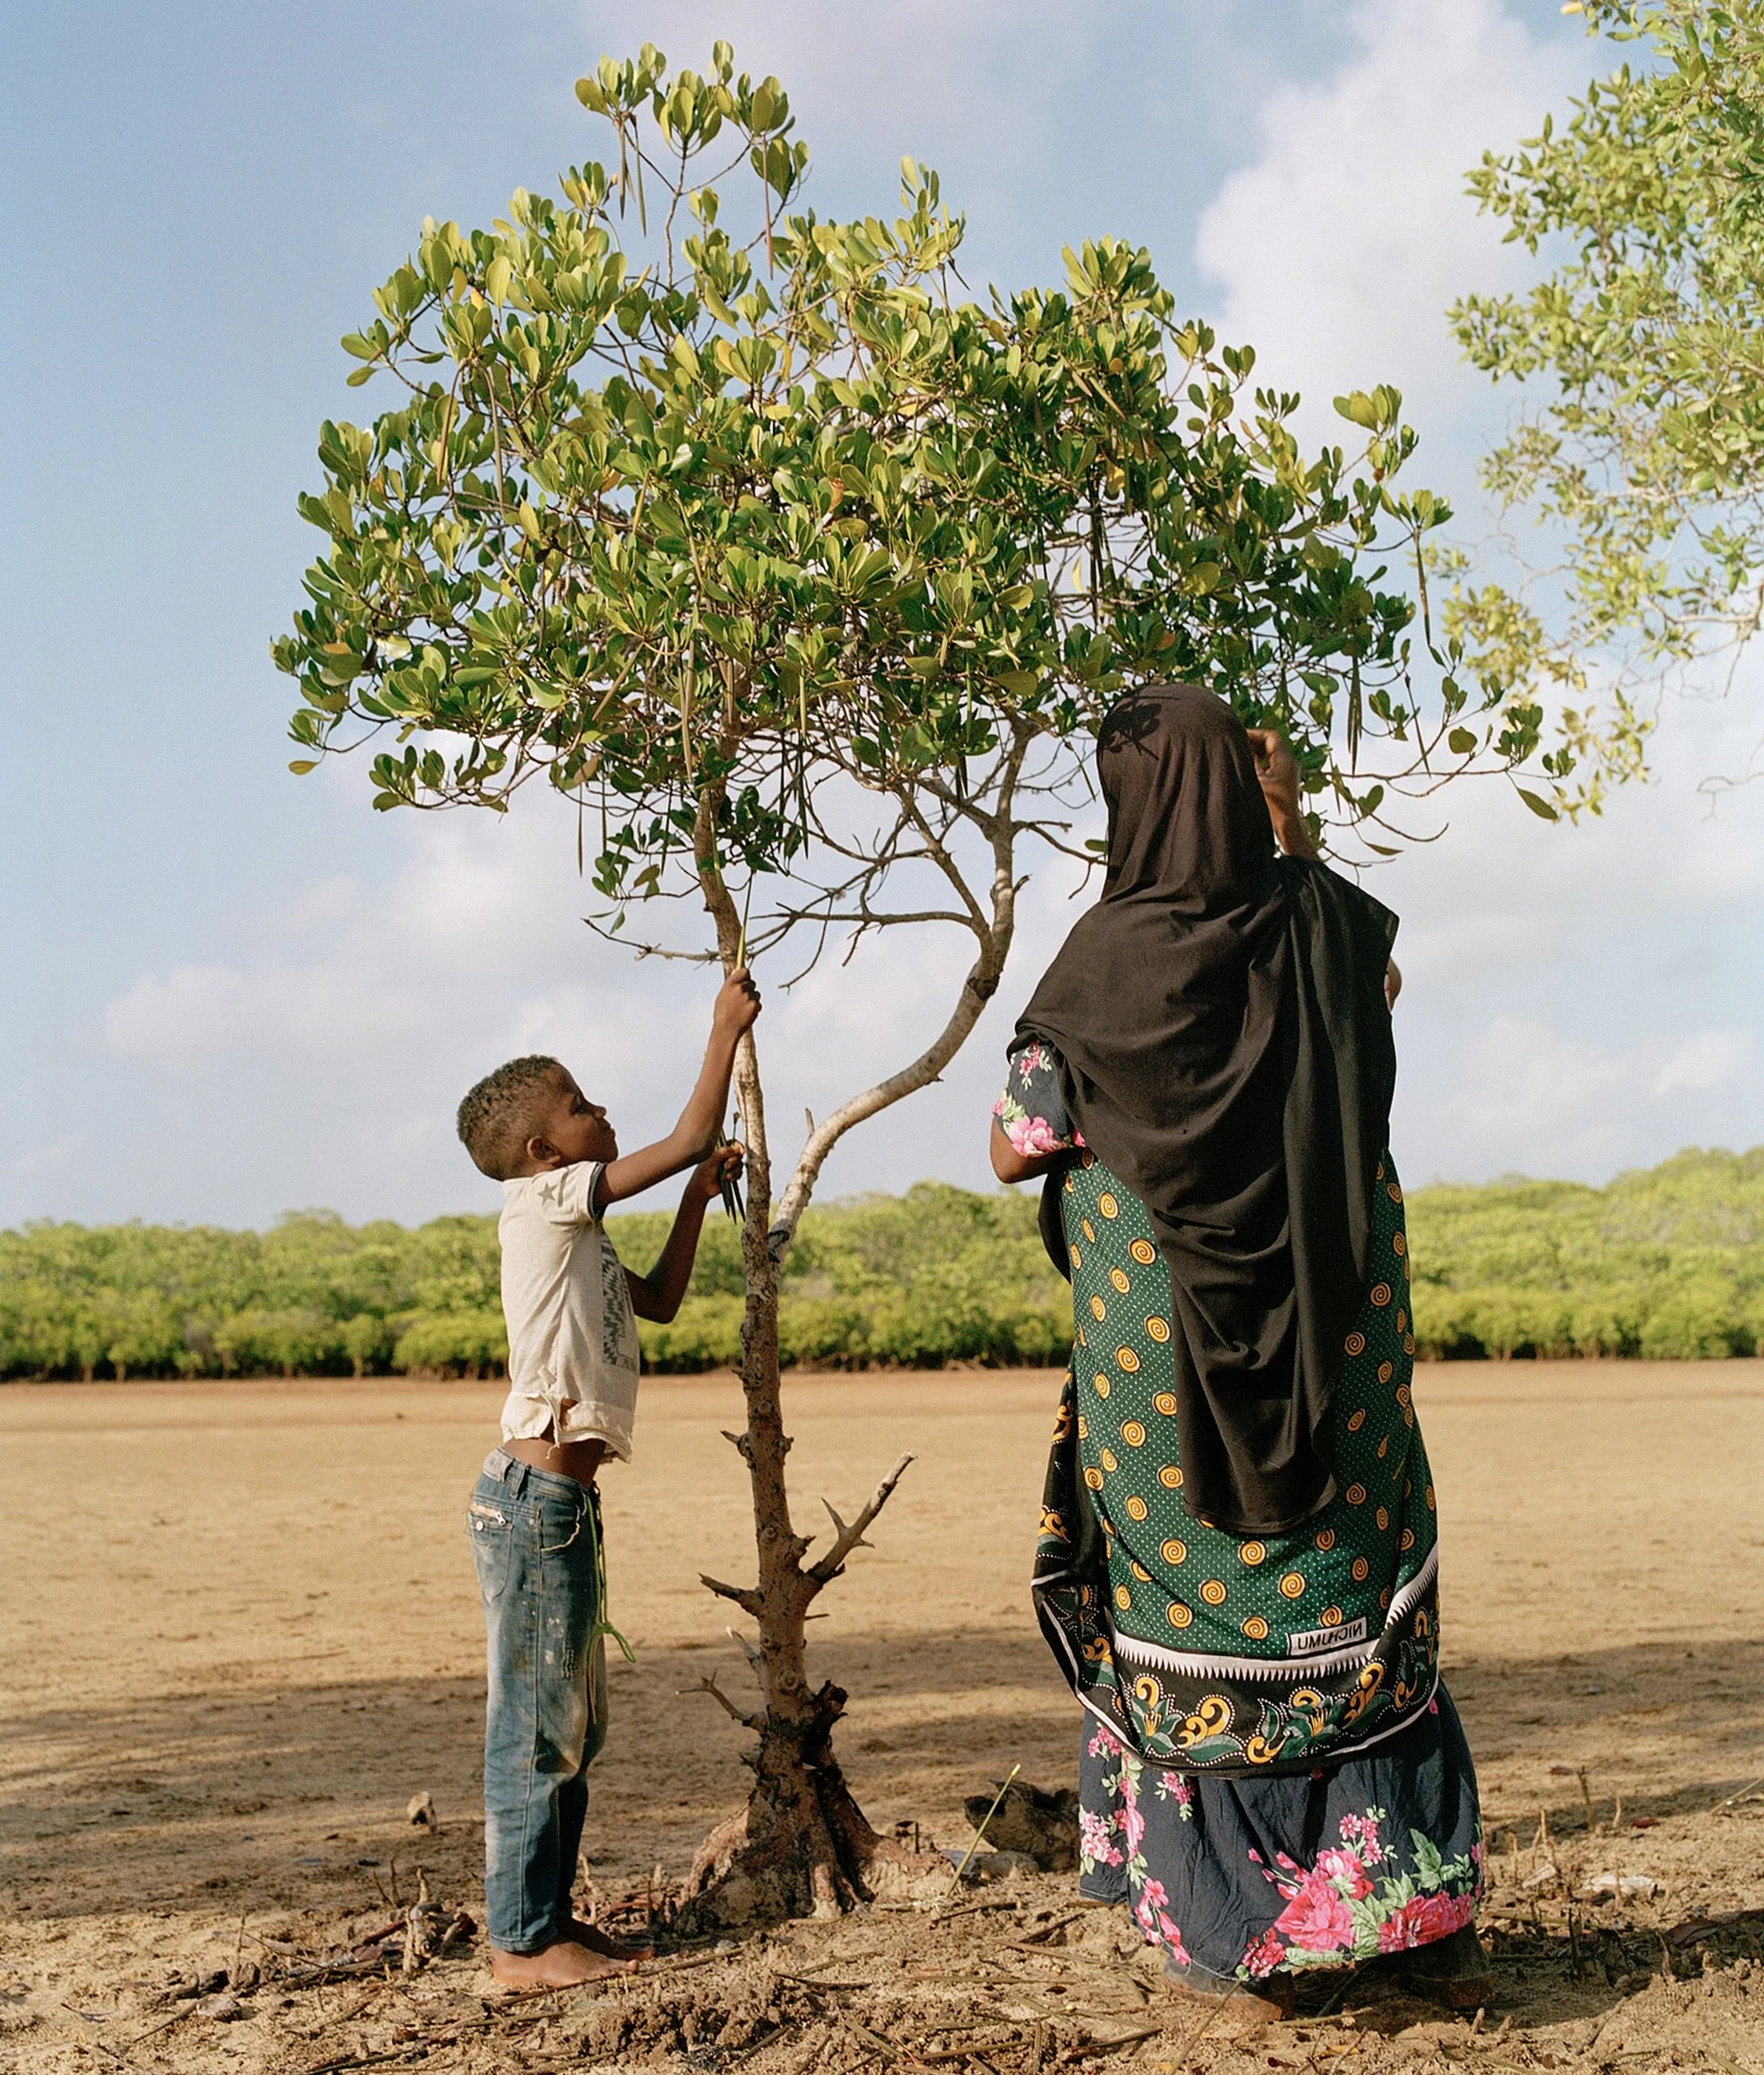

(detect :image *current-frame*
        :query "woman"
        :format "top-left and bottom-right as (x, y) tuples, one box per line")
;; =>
(992, 687), (1488, 2019)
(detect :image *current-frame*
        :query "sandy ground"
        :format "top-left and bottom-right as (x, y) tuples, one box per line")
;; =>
(3, 1362), (1763, 2072)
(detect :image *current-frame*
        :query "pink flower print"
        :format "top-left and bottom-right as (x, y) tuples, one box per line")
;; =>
(1414, 1890), (1475, 1943)
(1338, 1810), (1385, 1862)
(1270, 1869), (1357, 1954)
(1242, 1928), (1286, 1979)
(1315, 1847), (1373, 1900)
(1003, 1112), (1064, 1159)
(1133, 1879), (1191, 1965)
(1079, 1808), (1119, 1867)
(1118, 1798), (1146, 1854)
(1087, 1724), (1123, 1760)
(1375, 1889), (1473, 1954)
(1375, 1897), (1429, 1953)
(1154, 1911), (1191, 1965)
(1019, 1041), (1048, 1074)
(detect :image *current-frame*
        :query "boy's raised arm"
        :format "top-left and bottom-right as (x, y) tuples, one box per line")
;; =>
(624, 1146), (744, 1322)
(596, 968), (761, 1209)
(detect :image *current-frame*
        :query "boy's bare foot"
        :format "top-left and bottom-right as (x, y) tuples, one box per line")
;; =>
(564, 1917), (656, 1962)
(489, 1938), (637, 1989)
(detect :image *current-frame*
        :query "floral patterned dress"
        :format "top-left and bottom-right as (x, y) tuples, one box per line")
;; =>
(998, 1038), (1483, 1982)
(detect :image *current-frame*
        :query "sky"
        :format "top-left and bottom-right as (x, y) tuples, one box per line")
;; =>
(4, 0), (1761, 1232)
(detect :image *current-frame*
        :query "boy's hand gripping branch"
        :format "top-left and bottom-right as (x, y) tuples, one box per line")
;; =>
(597, 968), (762, 1210)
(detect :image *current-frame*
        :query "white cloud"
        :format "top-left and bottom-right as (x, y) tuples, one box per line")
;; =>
(1654, 1028), (1754, 1099)
(103, 961), (416, 1061)
(1380, 684), (1764, 1179)
(1193, 0), (1586, 468)
(1434, 1015), (1755, 1177)
(1440, 1015), (1633, 1166)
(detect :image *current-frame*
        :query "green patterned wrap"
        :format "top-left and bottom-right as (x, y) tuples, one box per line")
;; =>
(1032, 1147), (1440, 1777)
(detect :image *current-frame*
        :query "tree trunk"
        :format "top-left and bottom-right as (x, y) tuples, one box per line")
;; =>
(681, 820), (925, 1928)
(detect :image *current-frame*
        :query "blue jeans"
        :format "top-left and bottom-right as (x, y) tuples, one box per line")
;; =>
(469, 1449), (610, 1953)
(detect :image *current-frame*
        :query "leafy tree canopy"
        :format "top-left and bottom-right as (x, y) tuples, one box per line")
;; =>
(1449, 0), (1764, 798)
(275, 35), (1558, 941)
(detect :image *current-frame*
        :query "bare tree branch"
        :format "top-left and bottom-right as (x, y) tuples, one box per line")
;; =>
(700, 1572), (764, 1617)
(726, 1625), (765, 1679)
(689, 1673), (762, 1729)
(808, 1452), (916, 1584)
(769, 732), (1030, 1251)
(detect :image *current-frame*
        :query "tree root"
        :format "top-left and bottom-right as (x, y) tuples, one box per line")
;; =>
(678, 1680), (941, 1930)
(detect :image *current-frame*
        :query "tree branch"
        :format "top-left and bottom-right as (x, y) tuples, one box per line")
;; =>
(689, 1673), (762, 1730)
(726, 1625), (765, 1679)
(700, 1572), (764, 1617)
(807, 1452), (916, 1584)
(768, 743), (1027, 1253)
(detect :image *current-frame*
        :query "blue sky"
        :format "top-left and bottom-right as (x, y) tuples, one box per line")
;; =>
(5, 0), (1761, 1230)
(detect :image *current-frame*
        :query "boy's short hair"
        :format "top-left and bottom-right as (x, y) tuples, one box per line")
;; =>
(457, 1055), (563, 1181)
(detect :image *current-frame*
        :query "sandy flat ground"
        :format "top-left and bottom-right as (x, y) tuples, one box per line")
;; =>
(3, 1362), (1763, 2071)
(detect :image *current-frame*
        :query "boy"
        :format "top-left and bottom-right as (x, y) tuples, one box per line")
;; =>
(454, 966), (760, 1987)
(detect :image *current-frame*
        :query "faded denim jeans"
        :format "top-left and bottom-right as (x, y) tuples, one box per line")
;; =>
(469, 1449), (609, 1953)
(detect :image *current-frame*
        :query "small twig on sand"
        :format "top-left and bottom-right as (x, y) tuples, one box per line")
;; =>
(1007, 1912), (1086, 1948)
(1313, 1965), (1363, 2019)
(1713, 1772), (1764, 1811)
(1577, 1767), (1596, 1835)
(841, 2015), (918, 2063)
(126, 2006), (193, 2046)
(303, 2051), (415, 2075)
(1059, 2025), (1161, 2063)
(944, 1765), (1021, 1899)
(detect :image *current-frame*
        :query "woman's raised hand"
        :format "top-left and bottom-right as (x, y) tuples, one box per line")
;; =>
(1245, 727), (1316, 859)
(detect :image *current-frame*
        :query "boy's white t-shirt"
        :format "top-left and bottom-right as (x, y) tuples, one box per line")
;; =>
(496, 1161), (641, 1460)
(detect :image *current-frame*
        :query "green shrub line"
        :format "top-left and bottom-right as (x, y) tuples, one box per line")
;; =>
(3, 1148), (1761, 1381)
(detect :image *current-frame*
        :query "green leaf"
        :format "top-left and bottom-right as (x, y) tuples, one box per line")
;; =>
(1516, 787), (1558, 821)
(287, 759), (318, 775)
(1447, 727), (1477, 755)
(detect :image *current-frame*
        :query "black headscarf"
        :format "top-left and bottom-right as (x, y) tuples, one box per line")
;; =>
(1017, 686), (1398, 1536)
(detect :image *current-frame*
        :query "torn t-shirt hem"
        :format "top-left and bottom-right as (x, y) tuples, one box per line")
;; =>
(500, 1386), (635, 1463)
